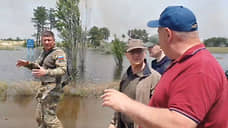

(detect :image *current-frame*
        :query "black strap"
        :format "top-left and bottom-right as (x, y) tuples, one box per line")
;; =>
(39, 48), (56, 66)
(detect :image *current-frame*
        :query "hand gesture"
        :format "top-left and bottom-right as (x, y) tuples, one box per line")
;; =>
(32, 66), (47, 78)
(101, 89), (132, 113)
(16, 59), (29, 67)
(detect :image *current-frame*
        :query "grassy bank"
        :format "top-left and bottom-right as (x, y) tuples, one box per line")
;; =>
(0, 82), (8, 100)
(207, 47), (228, 53)
(0, 40), (25, 50)
(0, 80), (120, 98)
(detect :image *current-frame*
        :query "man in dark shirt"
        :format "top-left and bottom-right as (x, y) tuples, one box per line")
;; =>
(145, 42), (172, 75)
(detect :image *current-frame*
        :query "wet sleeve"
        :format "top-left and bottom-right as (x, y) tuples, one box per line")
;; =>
(46, 50), (67, 76)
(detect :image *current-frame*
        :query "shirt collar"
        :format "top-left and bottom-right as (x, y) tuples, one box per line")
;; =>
(165, 43), (206, 72)
(174, 43), (206, 63)
(127, 59), (151, 77)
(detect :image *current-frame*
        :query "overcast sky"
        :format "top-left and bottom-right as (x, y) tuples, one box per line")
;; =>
(0, 0), (228, 41)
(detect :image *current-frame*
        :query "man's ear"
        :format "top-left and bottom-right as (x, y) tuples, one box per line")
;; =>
(165, 28), (173, 43)
(144, 50), (147, 56)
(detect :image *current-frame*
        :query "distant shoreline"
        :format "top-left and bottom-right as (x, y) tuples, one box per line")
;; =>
(0, 40), (228, 53)
(0, 40), (25, 50)
(0, 40), (25, 46)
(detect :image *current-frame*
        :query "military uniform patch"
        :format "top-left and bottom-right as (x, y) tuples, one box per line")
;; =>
(57, 56), (64, 62)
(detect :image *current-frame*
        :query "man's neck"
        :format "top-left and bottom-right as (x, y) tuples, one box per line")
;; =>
(131, 62), (145, 74)
(156, 52), (166, 62)
(171, 39), (201, 60)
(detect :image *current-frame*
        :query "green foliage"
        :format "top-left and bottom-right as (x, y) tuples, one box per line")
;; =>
(32, 6), (49, 46)
(88, 26), (103, 47)
(148, 34), (158, 43)
(128, 29), (149, 42)
(100, 27), (110, 40)
(111, 38), (126, 66)
(88, 26), (111, 47)
(55, 0), (82, 48)
(48, 8), (56, 30)
(55, 0), (83, 85)
(32, 6), (48, 26)
(2, 37), (23, 41)
(204, 37), (228, 47)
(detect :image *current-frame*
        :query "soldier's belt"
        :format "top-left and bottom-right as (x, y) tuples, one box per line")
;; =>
(41, 82), (56, 85)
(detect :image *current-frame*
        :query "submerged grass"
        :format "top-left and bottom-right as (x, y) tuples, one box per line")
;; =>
(0, 82), (8, 100)
(63, 81), (119, 97)
(7, 81), (39, 96)
(0, 46), (19, 50)
(2, 80), (120, 97)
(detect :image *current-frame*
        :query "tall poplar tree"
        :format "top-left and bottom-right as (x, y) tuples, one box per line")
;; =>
(55, 0), (83, 82)
(32, 6), (48, 46)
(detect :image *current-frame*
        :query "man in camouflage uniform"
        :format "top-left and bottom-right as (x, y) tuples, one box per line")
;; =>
(16, 30), (67, 128)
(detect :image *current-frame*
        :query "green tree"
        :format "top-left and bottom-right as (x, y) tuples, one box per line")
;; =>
(128, 29), (149, 42)
(32, 6), (48, 46)
(111, 37), (125, 66)
(204, 37), (228, 47)
(55, 0), (83, 82)
(121, 34), (126, 40)
(88, 26), (103, 47)
(48, 8), (56, 30)
(148, 34), (158, 43)
(100, 27), (110, 40)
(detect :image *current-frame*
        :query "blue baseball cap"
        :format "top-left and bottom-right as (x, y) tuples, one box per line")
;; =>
(147, 6), (198, 32)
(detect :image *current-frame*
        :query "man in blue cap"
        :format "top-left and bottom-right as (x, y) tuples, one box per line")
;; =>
(101, 6), (228, 128)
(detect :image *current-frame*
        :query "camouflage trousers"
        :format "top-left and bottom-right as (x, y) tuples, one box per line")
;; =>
(35, 83), (63, 128)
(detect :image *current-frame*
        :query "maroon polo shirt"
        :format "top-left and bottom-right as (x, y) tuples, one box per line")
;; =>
(149, 43), (228, 128)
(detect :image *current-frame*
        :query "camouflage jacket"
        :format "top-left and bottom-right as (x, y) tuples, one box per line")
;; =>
(25, 47), (67, 84)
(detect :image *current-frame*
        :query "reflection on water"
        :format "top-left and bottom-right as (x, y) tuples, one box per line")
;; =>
(0, 95), (113, 128)
(12, 95), (33, 108)
(113, 65), (123, 80)
(58, 96), (80, 128)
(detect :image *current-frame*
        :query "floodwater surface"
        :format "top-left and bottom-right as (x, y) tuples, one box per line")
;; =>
(0, 48), (227, 128)
(0, 96), (113, 128)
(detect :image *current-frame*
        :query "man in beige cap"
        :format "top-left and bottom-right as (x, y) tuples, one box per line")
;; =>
(108, 39), (160, 128)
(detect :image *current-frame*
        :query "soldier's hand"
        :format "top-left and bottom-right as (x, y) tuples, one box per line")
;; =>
(16, 59), (29, 67)
(32, 67), (47, 77)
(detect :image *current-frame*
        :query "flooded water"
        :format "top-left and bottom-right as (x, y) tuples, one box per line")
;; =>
(0, 48), (227, 128)
(0, 47), (130, 84)
(0, 96), (113, 128)
(1, 48), (227, 83)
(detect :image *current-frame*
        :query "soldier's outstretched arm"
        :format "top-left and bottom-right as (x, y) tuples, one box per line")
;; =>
(16, 59), (40, 70)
